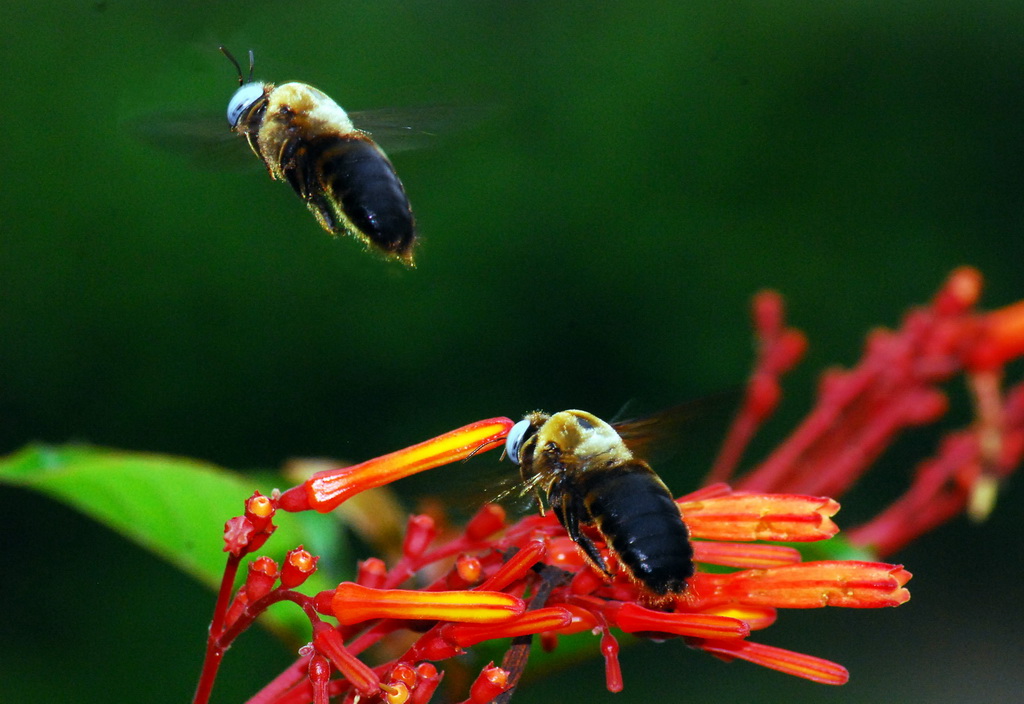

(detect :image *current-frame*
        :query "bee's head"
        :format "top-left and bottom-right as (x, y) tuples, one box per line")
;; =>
(219, 46), (264, 126)
(505, 413), (546, 466)
(226, 82), (267, 126)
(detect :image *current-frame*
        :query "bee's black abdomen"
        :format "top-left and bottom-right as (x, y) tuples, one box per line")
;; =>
(314, 136), (415, 258)
(583, 463), (694, 596)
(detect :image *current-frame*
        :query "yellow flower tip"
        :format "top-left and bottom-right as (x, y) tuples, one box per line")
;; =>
(304, 417), (514, 512)
(701, 604), (778, 631)
(380, 681), (410, 704)
(967, 474), (1000, 522)
(332, 582), (524, 625)
(681, 494), (842, 542)
(246, 493), (275, 519)
(945, 266), (983, 309)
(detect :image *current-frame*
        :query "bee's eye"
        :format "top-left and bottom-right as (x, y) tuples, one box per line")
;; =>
(505, 419), (533, 464)
(226, 83), (265, 125)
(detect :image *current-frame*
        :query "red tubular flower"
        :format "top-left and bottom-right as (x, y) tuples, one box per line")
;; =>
(697, 638), (850, 685)
(402, 515), (438, 558)
(444, 607), (573, 648)
(466, 663), (510, 704)
(244, 556), (279, 601)
(690, 541), (801, 569)
(311, 622), (379, 696)
(307, 654), (331, 704)
(599, 629), (623, 693)
(245, 491), (276, 532)
(464, 503), (506, 541)
(356, 557), (388, 589)
(612, 602), (749, 640)
(281, 547), (318, 589)
(454, 554), (483, 585)
(408, 663), (442, 704)
(693, 561), (911, 609)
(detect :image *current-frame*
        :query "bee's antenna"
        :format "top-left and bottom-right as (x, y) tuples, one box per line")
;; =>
(247, 50), (256, 84)
(464, 437), (504, 462)
(219, 46), (246, 86)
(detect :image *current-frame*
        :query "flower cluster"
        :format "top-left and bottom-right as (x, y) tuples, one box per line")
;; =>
(192, 268), (1024, 703)
(710, 267), (1024, 555)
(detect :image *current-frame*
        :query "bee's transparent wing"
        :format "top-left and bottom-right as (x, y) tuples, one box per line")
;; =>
(351, 105), (493, 155)
(612, 391), (742, 466)
(125, 109), (254, 171)
(128, 104), (492, 169)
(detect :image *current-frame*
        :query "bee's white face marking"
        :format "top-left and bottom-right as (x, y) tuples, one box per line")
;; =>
(505, 419), (533, 464)
(227, 83), (266, 126)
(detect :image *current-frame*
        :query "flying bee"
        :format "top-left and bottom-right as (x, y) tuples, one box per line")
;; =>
(504, 409), (695, 601)
(221, 48), (417, 264)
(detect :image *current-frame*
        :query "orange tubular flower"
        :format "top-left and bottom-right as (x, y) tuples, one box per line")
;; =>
(332, 582), (525, 625)
(697, 638), (851, 685)
(277, 417), (513, 513)
(680, 491), (840, 542)
(444, 607), (574, 648)
(693, 561), (912, 609)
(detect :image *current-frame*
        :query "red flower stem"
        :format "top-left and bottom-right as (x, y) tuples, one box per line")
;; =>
(787, 388), (920, 496)
(342, 619), (400, 658)
(847, 433), (978, 555)
(219, 590), (322, 646)
(192, 553), (243, 704)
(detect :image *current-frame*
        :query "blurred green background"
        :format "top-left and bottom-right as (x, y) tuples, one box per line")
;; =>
(3, 1), (1024, 702)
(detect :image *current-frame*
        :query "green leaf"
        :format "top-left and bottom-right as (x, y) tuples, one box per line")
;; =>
(797, 533), (876, 562)
(0, 443), (338, 641)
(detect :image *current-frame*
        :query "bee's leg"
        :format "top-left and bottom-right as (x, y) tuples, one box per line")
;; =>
(531, 488), (547, 517)
(552, 482), (612, 577)
(241, 131), (269, 170)
(277, 136), (339, 233)
(278, 137), (314, 198)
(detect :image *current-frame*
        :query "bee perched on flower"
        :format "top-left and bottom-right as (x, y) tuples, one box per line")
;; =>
(191, 268), (1024, 704)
